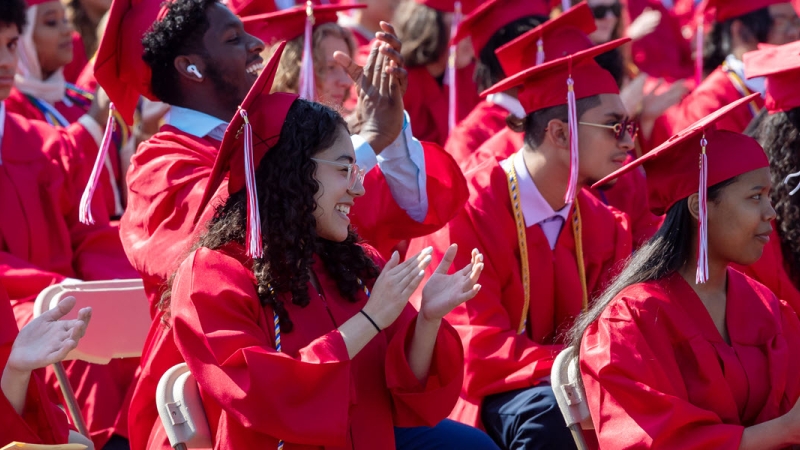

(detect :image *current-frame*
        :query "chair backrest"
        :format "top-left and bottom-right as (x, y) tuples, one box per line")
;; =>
(551, 346), (594, 430)
(33, 279), (150, 364)
(156, 363), (213, 449)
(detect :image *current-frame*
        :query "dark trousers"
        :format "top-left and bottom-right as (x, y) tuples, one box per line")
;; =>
(481, 383), (578, 450)
(395, 418), (500, 450)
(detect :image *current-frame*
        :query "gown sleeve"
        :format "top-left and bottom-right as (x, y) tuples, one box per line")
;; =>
(580, 299), (745, 449)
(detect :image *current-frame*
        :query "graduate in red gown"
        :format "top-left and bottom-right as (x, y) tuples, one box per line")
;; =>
(0, 3), (139, 447)
(442, 0), (550, 164)
(647, 0), (799, 149)
(573, 94), (800, 449)
(0, 287), (91, 447)
(395, 0), (481, 146)
(408, 39), (634, 449)
(628, 0), (694, 82)
(734, 41), (800, 312)
(135, 53), (495, 448)
(4, 0), (124, 218)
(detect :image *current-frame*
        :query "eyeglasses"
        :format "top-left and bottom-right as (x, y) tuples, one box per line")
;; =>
(579, 119), (639, 141)
(590, 2), (622, 19)
(311, 158), (366, 190)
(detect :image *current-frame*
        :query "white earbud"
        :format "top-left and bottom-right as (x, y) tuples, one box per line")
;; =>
(187, 64), (203, 79)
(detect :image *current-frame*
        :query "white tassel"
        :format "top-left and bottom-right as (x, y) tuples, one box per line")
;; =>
(564, 76), (579, 203)
(298, 1), (316, 101)
(535, 38), (545, 66)
(79, 103), (117, 225)
(695, 18), (704, 86)
(240, 109), (263, 259)
(562, 0), (570, 12)
(784, 171), (800, 196)
(695, 136), (709, 284)
(447, 1), (462, 134)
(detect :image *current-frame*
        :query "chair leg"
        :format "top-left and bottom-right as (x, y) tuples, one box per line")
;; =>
(53, 361), (91, 438)
(569, 424), (589, 450)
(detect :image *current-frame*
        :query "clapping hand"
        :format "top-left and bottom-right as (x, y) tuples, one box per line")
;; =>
(420, 245), (484, 322)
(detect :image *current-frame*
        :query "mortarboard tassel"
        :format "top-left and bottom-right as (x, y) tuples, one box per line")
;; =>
(298, 1), (316, 101)
(562, 0), (570, 12)
(535, 38), (545, 66)
(239, 109), (264, 259)
(79, 103), (117, 225)
(695, 16), (704, 87)
(695, 134), (709, 284)
(784, 171), (800, 196)
(564, 58), (579, 204)
(447, 1), (462, 134)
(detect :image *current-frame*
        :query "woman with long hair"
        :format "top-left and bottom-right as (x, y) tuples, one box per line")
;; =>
(569, 95), (800, 448)
(143, 67), (497, 448)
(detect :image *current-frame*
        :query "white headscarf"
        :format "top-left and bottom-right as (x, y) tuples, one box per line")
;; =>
(14, 5), (68, 104)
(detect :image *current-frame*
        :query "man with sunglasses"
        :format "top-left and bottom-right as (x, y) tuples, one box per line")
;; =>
(408, 39), (634, 449)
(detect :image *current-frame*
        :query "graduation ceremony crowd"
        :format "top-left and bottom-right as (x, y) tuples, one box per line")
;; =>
(6, 0), (800, 448)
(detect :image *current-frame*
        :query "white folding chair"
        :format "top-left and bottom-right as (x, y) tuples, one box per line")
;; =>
(33, 279), (150, 438)
(156, 363), (212, 450)
(551, 346), (594, 450)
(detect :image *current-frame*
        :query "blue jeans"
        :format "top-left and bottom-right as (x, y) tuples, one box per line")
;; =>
(481, 383), (577, 450)
(395, 418), (499, 450)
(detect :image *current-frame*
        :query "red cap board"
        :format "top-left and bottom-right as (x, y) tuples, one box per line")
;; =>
(495, 1), (596, 76)
(744, 40), (800, 114)
(413, 0), (478, 14)
(197, 41), (299, 256)
(241, 3), (366, 45)
(94, 0), (169, 125)
(703, 0), (794, 22)
(480, 37), (627, 114)
(227, 0), (277, 16)
(25, 0), (59, 6)
(592, 94), (768, 283)
(450, 0), (550, 56)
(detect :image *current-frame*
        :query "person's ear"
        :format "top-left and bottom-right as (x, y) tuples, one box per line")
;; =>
(686, 193), (700, 220)
(175, 56), (205, 83)
(545, 118), (570, 149)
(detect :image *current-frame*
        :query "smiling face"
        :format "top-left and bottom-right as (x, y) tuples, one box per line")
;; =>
(576, 93), (635, 187)
(707, 168), (776, 266)
(198, 3), (265, 109)
(312, 126), (365, 242)
(32, 1), (73, 78)
(315, 34), (352, 109)
(0, 23), (19, 100)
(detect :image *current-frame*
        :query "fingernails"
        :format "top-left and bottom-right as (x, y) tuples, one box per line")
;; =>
(418, 270), (425, 277)
(422, 246), (434, 255)
(475, 284), (482, 291)
(421, 255), (432, 265)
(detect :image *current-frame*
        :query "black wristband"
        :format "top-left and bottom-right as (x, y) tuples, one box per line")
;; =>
(359, 309), (381, 332)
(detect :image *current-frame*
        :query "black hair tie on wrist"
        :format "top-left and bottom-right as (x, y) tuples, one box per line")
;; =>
(359, 309), (381, 332)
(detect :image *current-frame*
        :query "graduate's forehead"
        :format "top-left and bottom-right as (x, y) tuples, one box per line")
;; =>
(581, 94), (628, 120)
(0, 22), (20, 40)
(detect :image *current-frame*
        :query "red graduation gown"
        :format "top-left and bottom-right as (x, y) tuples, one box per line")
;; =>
(0, 283), (70, 447)
(407, 157), (632, 428)
(581, 269), (800, 449)
(403, 64), (481, 146)
(137, 244), (463, 449)
(463, 128), (660, 247)
(733, 229), (800, 315)
(628, 0), (694, 82)
(0, 112), (138, 448)
(648, 66), (764, 149)
(444, 100), (509, 166)
(4, 86), (120, 218)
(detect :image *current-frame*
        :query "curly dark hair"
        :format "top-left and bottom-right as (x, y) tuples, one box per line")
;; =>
(703, 8), (772, 74)
(474, 16), (546, 92)
(142, 0), (216, 105)
(751, 108), (800, 286)
(0, 0), (26, 33)
(161, 99), (380, 332)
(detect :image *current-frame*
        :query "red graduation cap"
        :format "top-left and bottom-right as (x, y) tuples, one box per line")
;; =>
(593, 93), (768, 283)
(413, 0), (478, 14)
(744, 39), (800, 114)
(702, 0), (792, 22)
(449, 0), (550, 56)
(481, 37), (628, 205)
(494, 1), (596, 76)
(196, 41), (299, 257)
(25, 0), (59, 5)
(94, 0), (169, 125)
(227, 0), (278, 16)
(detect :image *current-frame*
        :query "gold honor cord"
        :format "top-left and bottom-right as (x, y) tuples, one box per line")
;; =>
(504, 154), (590, 337)
(721, 61), (762, 118)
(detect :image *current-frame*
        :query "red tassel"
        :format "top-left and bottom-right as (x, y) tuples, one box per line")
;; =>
(79, 103), (117, 225)
(298, 1), (316, 101)
(239, 109), (263, 259)
(695, 135), (709, 283)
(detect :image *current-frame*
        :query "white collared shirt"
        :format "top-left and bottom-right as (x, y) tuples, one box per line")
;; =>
(725, 54), (766, 97)
(501, 149), (571, 249)
(166, 106), (429, 222)
(487, 92), (526, 119)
